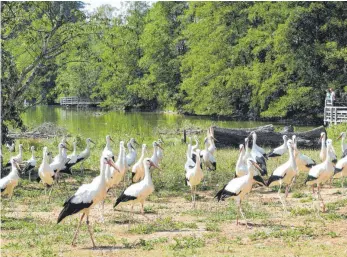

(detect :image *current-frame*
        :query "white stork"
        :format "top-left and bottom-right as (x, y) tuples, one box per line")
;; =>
(103, 135), (115, 161)
(4, 144), (24, 169)
(215, 158), (266, 228)
(0, 158), (21, 199)
(333, 154), (347, 189)
(132, 144), (147, 183)
(22, 146), (37, 181)
(75, 138), (95, 173)
(267, 135), (288, 158)
(319, 132), (337, 162)
(106, 141), (127, 190)
(267, 140), (297, 211)
(192, 135), (199, 151)
(114, 158), (160, 214)
(57, 153), (117, 248)
(185, 149), (203, 207)
(150, 141), (162, 168)
(337, 132), (347, 158)
(249, 131), (266, 157)
(201, 137), (216, 171)
(157, 139), (164, 162)
(5, 141), (15, 152)
(37, 147), (55, 198)
(305, 139), (335, 212)
(50, 143), (70, 176)
(249, 133), (267, 175)
(236, 144), (247, 177)
(126, 138), (138, 167)
(292, 135), (316, 172)
(207, 127), (217, 154)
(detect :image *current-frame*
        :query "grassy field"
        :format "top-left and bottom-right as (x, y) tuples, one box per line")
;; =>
(1, 131), (347, 256)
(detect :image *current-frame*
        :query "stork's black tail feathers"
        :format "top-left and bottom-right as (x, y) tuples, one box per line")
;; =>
(304, 175), (317, 185)
(334, 167), (343, 175)
(57, 196), (93, 224)
(267, 175), (282, 187)
(215, 185), (236, 202)
(114, 191), (137, 208)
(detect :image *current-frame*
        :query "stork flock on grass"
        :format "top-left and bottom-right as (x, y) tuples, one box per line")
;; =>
(1, 128), (347, 248)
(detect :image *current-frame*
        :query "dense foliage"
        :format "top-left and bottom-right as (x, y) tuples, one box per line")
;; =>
(2, 1), (347, 141)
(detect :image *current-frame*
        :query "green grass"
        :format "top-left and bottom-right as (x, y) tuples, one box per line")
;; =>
(129, 217), (198, 234)
(2, 128), (347, 256)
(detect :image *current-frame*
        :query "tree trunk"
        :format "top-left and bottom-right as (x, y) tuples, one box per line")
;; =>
(213, 125), (326, 149)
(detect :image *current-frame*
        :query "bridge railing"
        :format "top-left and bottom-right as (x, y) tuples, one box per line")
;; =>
(60, 96), (101, 106)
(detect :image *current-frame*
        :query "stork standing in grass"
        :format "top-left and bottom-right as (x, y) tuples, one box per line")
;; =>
(22, 146), (37, 181)
(57, 153), (118, 248)
(114, 158), (160, 215)
(236, 144), (247, 177)
(150, 141), (162, 168)
(292, 135), (316, 193)
(215, 158), (266, 228)
(201, 137), (216, 171)
(75, 138), (95, 173)
(333, 153), (347, 190)
(132, 144), (147, 183)
(5, 141), (15, 152)
(249, 131), (267, 158)
(0, 158), (21, 199)
(38, 147), (55, 199)
(4, 144), (24, 169)
(267, 135), (288, 158)
(50, 143), (70, 177)
(305, 139), (335, 212)
(157, 139), (164, 162)
(337, 132), (347, 158)
(62, 140), (78, 174)
(319, 132), (336, 163)
(126, 138), (138, 167)
(103, 135), (115, 161)
(185, 149), (203, 207)
(267, 140), (297, 212)
(249, 132), (267, 175)
(207, 127), (217, 154)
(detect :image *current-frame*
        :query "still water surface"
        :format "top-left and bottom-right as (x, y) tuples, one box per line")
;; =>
(21, 106), (311, 138)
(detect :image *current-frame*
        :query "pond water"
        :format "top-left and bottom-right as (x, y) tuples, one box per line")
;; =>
(21, 106), (312, 138)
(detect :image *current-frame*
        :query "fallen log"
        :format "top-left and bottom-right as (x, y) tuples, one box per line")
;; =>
(213, 125), (326, 149)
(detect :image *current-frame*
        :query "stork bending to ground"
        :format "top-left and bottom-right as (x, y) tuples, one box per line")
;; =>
(267, 140), (297, 212)
(57, 153), (117, 248)
(305, 139), (335, 212)
(215, 158), (266, 228)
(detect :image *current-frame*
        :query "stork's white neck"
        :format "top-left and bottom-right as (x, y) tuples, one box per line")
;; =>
(31, 148), (35, 159)
(288, 145), (296, 171)
(143, 162), (152, 184)
(153, 146), (158, 157)
(72, 142), (77, 155)
(321, 135), (326, 150)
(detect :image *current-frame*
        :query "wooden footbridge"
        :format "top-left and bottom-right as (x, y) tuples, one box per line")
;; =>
(324, 99), (347, 125)
(59, 96), (101, 107)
